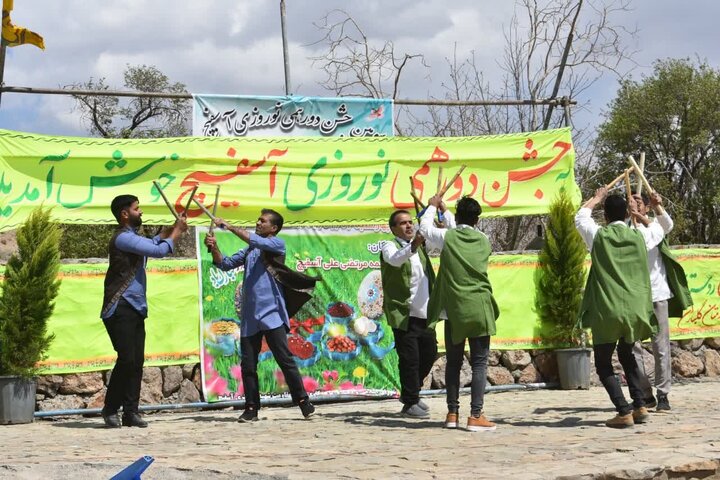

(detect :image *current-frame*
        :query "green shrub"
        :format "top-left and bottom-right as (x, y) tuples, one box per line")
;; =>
(0, 207), (61, 377)
(534, 188), (587, 347)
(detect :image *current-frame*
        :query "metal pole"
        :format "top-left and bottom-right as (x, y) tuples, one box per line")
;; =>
(0, 39), (7, 108)
(280, 0), (292, 96)
(0, 85), (578, 107)
(33, 382), (556, 418)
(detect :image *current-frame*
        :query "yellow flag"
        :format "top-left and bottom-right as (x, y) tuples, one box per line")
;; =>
(2, 0), (45, 49)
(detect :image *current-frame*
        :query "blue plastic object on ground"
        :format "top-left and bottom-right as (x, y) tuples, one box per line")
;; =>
(110, 456), (154, 480)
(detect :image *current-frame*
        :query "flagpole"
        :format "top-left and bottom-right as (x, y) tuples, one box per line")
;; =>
(279, 0), (292, 95)
(0, 37), (6, 108)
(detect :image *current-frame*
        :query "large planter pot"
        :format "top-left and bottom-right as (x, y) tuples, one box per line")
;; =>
(556, 348), (591, 390)
(0, 375), (37, 424)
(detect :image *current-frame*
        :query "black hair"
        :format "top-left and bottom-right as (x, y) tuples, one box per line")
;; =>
(455, 196), (482, 226)
(111, 194), (138, 222)
(389, 209), (411, 228)
(604, 194), (627, 223)
(261, 208), (284, 233)
(633, 190), (650, 205)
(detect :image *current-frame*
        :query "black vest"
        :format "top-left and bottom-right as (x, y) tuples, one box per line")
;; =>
(101, 227), (143, 317)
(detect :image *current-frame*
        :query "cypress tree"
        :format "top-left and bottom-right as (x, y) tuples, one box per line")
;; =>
(534, 188), (587, 347)
(0, 207), (61, 377)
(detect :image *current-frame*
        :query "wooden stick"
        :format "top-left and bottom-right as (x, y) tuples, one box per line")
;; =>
(409, 176), (421, 216)
(624, 170), (637, 227)
(436, 166), (443, 195)
(437, 165), (467, 197)
(409, 191), (426, 210)
(207, 185), (221, 235)
(183, 185), (198, 214)
(637, 152), (645, 195)
(627, 155), (654, 194)
(604, 168), (632, 190)
(192, 197), (217, 222)
(152, 180), (180, 220)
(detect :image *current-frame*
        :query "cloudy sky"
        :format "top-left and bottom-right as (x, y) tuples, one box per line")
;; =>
(0, 0), (717, 138)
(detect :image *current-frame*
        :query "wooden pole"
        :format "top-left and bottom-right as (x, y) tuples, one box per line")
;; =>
(604, 168), (632, 190)
(192, 197), (217, 222)
(409, 191), (426, 211)
(637, 152), (645, 194)
(437, 165), (467, 197)
(207, 185), (221, 235)
(624, 170), (637, 227)
(436, 167), (443, 195)
(627, 155), (654, 194)
(152, 181), (180, 220)
(183, 185), (198, 214)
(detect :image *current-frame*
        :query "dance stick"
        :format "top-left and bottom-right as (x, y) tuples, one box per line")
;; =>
(604, 168), (632, 190)
(409, 191), (426, 210)
(637, 152), (645, 195)
(624, 170), (637, 227)
(409, 176), (421, 216)
(627, 155), (654, 194)
(183, 185), (198, 214)
(152, 181), (180, 220)
(192, 197), (218, 223)
(436, 166), (443, 195)
(437, 165), (467, 197)
(207, 185), (221, 235)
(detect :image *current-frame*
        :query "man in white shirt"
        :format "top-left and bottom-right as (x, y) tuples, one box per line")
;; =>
(630, 191), (674, 411)
(380, 207), (453, 418)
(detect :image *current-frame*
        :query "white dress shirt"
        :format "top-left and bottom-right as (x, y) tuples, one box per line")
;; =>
(631, 214), (674, 302)
(381, 209), (454, 319)
(574, 207), (669, 301)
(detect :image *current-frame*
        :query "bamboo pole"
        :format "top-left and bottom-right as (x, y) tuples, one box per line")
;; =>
(192, 197), (218, 222)
(627, 155), (654, 194)
(152, 181), (180, 220)
(183, 185), (198, 213)
(207, 185), (221, 235)
(624, 170), (637, 227)
(409, 176), (421, 216)
(604, 168), (632, 190)
(637, 152), (645, 194)
(437, 165), (467, 197)
(409, 191), (426, 210)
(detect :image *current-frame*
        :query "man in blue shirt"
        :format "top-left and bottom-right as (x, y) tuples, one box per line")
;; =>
(100, 194), (187, 428)
(204, 209), (316, 422)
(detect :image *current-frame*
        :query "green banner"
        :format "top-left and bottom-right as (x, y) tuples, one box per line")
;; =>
(35, 260), (200, 374)
(0, 128), (578, 231)
(27, 247), (720, 375)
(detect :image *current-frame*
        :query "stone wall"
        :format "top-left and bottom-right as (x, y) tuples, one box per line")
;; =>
(36, 337), (720, 411)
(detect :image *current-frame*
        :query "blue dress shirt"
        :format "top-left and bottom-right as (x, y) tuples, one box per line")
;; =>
(214, 233), (288, 337)
(101, 227), (175, 319)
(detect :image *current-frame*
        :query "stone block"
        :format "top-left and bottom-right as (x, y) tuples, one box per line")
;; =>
(58, 373), (104, 395)
(162, 366), (184, 397)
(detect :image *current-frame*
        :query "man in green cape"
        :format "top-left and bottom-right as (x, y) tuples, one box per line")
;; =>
(420, 195), (499, 432)
(630, 191), (692, 412)
(575, 187), (665, 428)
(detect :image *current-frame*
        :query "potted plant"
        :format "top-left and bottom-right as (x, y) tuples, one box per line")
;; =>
(0, 207), (61, 424)
(534, 188), (590, 389)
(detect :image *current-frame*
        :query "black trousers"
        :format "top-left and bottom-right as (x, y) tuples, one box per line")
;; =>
(392, 316), (438, 406)
(240, 326), (308, 409)
(594, 339), (645, 415)
(103, 298), (145, 414)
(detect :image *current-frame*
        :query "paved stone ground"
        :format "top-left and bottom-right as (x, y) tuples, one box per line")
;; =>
(2, 379), (720, 479)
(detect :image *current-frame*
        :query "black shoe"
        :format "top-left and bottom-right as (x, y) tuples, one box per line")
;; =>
(656, 394), (671, 412)
(101, 408), (121, 428)
(299, 399), (315, 418)
(121, 412), (148, 428)
(644, 395), (657, 409)
(237, 408), (259, 423)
